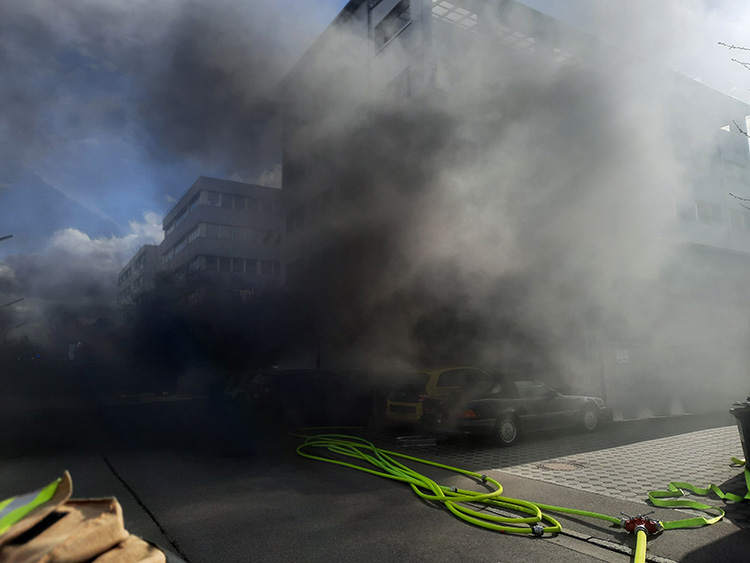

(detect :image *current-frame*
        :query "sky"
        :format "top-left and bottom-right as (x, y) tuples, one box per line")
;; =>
(2, 0), (750, 347)
(1, 0), (749, 251)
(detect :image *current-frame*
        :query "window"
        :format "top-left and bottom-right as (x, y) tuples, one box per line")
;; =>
(118, 268), (132, 285)
(219, 257), (231, 272)
(206, 224), (218, 238)
(515, 381), (552, 399)
(431, 0), (479, 33)
(234, 195), (246, 211)
(187, 225), (200, 243)
(246, 197), (257, 213)
(232, 258), (245, 273)
(188, 256), (203, 271)
(676, 200), (696, 222)
(174, 236), (188, 255)
(261, 260), (279, 277)
(207, 191), (221, 206)
(218, 225), (232, 239)
(246, 259), (258, 274)
(188, 193), (200, 212)
(205, 256), (218, 271)
(696, 200), (723, 225)
(730, 208), (750, 231)
(174, 207), (187, 227)
(374, 0), (411, 50)
(437, 369), (465, 387)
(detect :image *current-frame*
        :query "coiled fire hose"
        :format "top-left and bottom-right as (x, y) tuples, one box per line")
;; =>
(296, 433), (749, 563)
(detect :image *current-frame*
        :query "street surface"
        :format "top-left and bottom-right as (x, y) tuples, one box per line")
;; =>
(1, 386), (749, 562)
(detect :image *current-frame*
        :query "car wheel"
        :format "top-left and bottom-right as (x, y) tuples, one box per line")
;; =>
(581, 406), (599, 432)
(494, 414), (519, 447)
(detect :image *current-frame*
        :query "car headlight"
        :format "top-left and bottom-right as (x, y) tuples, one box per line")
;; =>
(592, 398), (605, 408)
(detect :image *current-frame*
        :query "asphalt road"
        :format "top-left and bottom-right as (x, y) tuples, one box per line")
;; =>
(1, 390), (748, 562)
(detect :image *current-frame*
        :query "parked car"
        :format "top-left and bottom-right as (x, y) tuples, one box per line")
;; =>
(385, 366), (494, 426)
(421, 377), (611, 446)
(233, 369), (373, 427)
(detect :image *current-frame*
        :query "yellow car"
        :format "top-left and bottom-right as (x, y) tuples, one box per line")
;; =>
(385, 366), (494, 426)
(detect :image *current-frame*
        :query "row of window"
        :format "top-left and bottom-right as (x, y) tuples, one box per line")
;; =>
(186, 255), (281, 277)
(118, 268), (132, 285)
(117, 275), (145, 301)
(205, 190), (278, 214)
(676, 199), (750, 231)
(164, 190), (278, 236)
(163, 223), (282, 265)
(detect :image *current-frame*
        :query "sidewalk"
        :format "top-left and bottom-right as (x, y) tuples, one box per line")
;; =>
(379, 412), (750, 562)
(1, 399), (747, 562)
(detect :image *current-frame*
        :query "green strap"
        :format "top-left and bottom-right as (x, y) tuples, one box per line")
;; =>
(0, 477), (62, 537)
(648, 464), (750, 530)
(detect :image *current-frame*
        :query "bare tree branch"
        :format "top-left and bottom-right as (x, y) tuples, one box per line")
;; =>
(719, 42), (750, 51)
(731, 58), (750, 72)
(732, 120), (749, 137)
(729, 193), (750, 212)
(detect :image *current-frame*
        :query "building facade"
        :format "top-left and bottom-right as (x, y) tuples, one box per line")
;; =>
(281, 0), (750, 415)
(118, 176), (284, 309)
(117, 244), (159, 308)
(159, 176), (284, 305)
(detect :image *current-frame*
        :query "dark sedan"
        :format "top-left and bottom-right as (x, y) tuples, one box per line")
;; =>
(421, 377), (611, 446)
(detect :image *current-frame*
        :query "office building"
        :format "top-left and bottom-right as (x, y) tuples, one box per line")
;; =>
(118, 176), (283, 309)
(281, 0), (750, 416)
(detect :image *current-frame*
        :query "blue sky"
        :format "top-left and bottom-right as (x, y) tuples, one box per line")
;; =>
(0, 0), (350, 254)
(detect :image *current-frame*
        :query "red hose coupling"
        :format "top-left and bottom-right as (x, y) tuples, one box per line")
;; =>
(621, 512), (663, 535)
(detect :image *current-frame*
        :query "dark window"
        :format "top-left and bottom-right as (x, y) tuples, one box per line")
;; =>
(205, 255), (218, 271)
(375, 0), (411, 50)
(437, 369), (465, 387)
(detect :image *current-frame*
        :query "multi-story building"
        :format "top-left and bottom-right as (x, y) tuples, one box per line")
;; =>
(282, 0), (750, 416)
(117, 244), (159, 308)
(159, 176), (284, 304)
(117, 176), (284, 309)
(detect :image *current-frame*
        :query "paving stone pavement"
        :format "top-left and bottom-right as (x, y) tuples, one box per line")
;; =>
(379, 415), (750, 527)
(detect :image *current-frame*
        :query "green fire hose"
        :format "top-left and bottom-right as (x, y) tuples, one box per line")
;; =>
(296, 432), (749, 563)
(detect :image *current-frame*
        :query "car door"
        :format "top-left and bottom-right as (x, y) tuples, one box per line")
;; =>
(513, 380), (566, 431)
